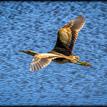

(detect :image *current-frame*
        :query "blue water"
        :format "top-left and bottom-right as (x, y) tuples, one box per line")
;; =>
(0, 1), (107, 106)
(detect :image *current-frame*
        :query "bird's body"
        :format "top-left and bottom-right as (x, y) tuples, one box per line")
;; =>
(48, 50), (79, 64)
(20, 15), (91, 71)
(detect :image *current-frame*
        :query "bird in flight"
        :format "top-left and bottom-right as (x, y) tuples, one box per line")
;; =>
(20, 15), (91, 71)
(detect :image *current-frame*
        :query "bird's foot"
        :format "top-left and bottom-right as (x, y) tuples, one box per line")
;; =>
(77, 61), (91, 66)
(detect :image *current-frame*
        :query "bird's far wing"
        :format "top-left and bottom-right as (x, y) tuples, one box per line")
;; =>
(71, 15), (85, 32)
(51, 16), (85, 55)
(51, 19), (74, 56)
(51, 28), (72, 56)
(30, 57), (52, 71)
(69, 15), (85, 52)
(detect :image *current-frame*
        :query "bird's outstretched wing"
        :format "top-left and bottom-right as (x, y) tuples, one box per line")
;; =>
(30, 57), (52, 71)
(51, 15), (85, 56)
(69, 15), (85, 52)
(30, 53), (61, 71)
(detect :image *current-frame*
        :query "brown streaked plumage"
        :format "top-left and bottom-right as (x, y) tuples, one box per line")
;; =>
(51, 15), (85, 56)
(19, 15), (91, 71)
(29, 53), (79, 71)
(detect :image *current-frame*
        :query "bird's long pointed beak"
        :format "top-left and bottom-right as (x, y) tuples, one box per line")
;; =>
(19, 50), (31, 54)
(19, 50), (26, 53)
(19, 50), (38, 56)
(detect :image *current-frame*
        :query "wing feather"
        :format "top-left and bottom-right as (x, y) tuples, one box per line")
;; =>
(30, 57), (52, 71)
(51, 15), (85, 55)
(69, 15), (85, 52)
(71, 15), (85, 31)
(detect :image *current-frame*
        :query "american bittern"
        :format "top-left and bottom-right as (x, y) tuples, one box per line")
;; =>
(20, 15), (91, 71)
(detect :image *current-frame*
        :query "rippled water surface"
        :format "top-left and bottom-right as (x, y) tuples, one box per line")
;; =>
(0, 1), (107, 106)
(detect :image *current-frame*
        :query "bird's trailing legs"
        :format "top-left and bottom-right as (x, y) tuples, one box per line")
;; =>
(66, 55), (91, 66)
